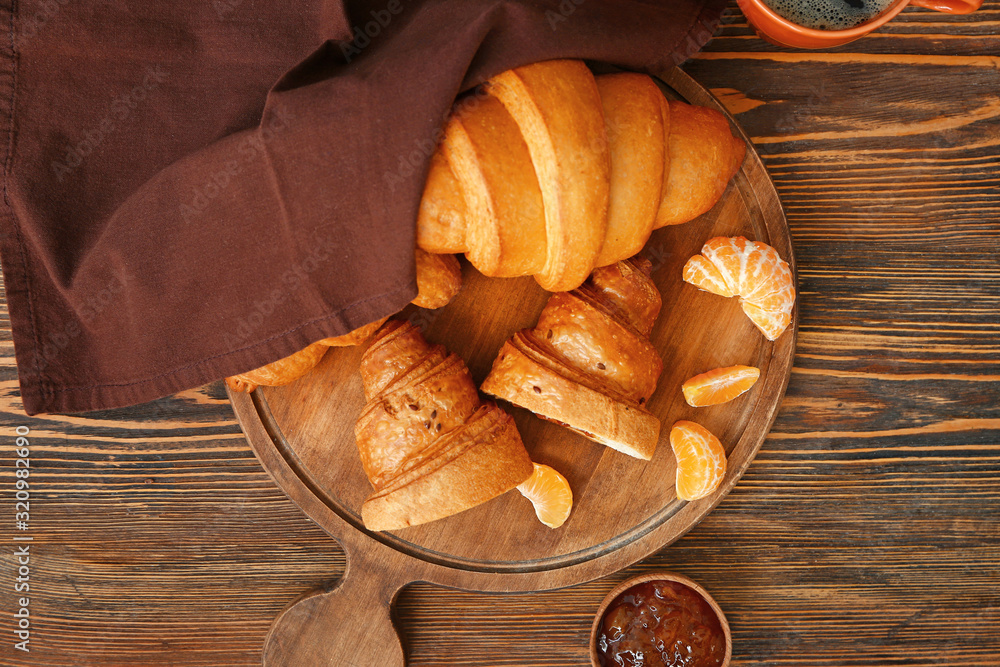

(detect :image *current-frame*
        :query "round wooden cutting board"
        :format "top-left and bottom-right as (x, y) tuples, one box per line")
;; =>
(227, 67), (796, 666)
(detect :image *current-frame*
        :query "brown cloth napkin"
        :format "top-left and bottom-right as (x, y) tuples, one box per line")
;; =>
(0, 0), (724, 415)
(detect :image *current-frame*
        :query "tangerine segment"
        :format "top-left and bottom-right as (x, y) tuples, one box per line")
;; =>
(669, 421), (727, 501)
(517, 462), (573, 529)
(699, 236), (750, 295)
(681, 255), (736, 298)
(742, 301), (792, 342)
(682, 236), (795, 341)
(682, 365), (760, 407)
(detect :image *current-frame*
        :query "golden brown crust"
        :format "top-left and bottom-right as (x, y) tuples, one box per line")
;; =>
(416, 150), (468, 254)
(486, 59), (609, 292)
(532, 294), (661, 402)
(356, 351), (479, 488)
(655, 101), (745, 228)
(360, 319), (434, 399)
(318, 317), (388, 347)
(412, 248), (462, 309)
(225, 341), (329, 393)
(361, 403), (533, 531)
(355, 320), (533, 531)
(594, 73), (665, 267)
(481, 340), (659, 460)
(414, 62), (744, 292)
(481, 259), (664, 459)
(584, 258), (662, 338)
(443, 94), (546, 278)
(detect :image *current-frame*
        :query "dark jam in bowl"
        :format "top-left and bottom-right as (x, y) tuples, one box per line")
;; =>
(596, 580), (726, 667)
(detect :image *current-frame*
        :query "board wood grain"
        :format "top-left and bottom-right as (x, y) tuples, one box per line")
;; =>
(1, 3), (998, 666)
(229, 67), (797, 666)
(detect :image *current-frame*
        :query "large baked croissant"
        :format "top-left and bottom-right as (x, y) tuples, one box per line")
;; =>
(355, 320), (534, 531)
(481, 258), (664, 460)
(225, 249), (462, 392)
(417, 59), (746, 292)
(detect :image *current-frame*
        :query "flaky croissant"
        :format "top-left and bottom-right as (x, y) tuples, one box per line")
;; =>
(417, 60), (745, 293)
(481, 258), (664, 460)
(225, 340), (333, 394)
(355, 320), (534, 531)
(225, 250), (462, 393)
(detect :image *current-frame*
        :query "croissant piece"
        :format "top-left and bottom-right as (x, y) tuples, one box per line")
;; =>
(439, 92), (547, 277)
(319, 317), (389, 347)
(412, 248), (462, 309)
(482, 258), (664, 460)
(416, 150), (467, 254)
(416, 59), (745, 293)
(655, 101), (746, 228)
(485, 59), (610, 292)
(225, 341), (329, 393)
(594, 72), (666, 267)
(356, 320), (534, 531)
(226, 249), (463, 392)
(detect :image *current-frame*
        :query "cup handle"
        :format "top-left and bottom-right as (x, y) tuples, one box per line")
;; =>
(908, 0), (981, 13)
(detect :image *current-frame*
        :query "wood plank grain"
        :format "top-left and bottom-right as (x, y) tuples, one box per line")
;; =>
(1, 2), (999, 665)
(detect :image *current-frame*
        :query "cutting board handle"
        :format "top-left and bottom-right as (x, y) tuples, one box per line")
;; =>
(263, 548), (408, 667)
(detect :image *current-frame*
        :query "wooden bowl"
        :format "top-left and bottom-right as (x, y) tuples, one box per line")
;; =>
(589, 571), (732, 667)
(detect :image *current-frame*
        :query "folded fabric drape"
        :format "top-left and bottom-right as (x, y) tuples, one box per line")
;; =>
(0, 0), (724, 415)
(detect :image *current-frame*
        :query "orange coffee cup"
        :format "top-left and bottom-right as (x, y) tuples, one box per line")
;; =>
(737, 0), (982, 49)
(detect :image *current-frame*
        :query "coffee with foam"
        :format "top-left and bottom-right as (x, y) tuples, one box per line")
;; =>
(761, 0), (895, 30)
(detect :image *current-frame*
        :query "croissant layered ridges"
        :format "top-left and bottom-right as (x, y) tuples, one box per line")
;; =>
(581, 259), (663, 337)
(440, 93), (547, 277)
(483, 336), (661, 460)
(594, 72), (666, 267)
(355, 351), (478, 488)
(361, 404), (530, 532)
(484, 59), (610, 292)
(482, 258), (664, 460)
(417, 59), (746, 293)
(356, 320), (533, 531)
(532, 293), (661, 403)
(359, 315), (441, 398)
(546, 259), (664, 402)
(371, 404), (496, 498)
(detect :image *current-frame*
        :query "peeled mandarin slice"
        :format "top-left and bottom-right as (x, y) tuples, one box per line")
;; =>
(669, 421), (727, 501)
(681, 255), (736, 298)
(517, 462), (573, 529)
(682, 236), (795, 341)
(699, 236), (750, 294)
(742, 301), (792, 342)
(682, 365), (760, 407)
(742, 246), (793, 304)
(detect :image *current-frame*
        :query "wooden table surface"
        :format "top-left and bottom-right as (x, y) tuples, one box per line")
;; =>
(2, 3), (999, 665)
